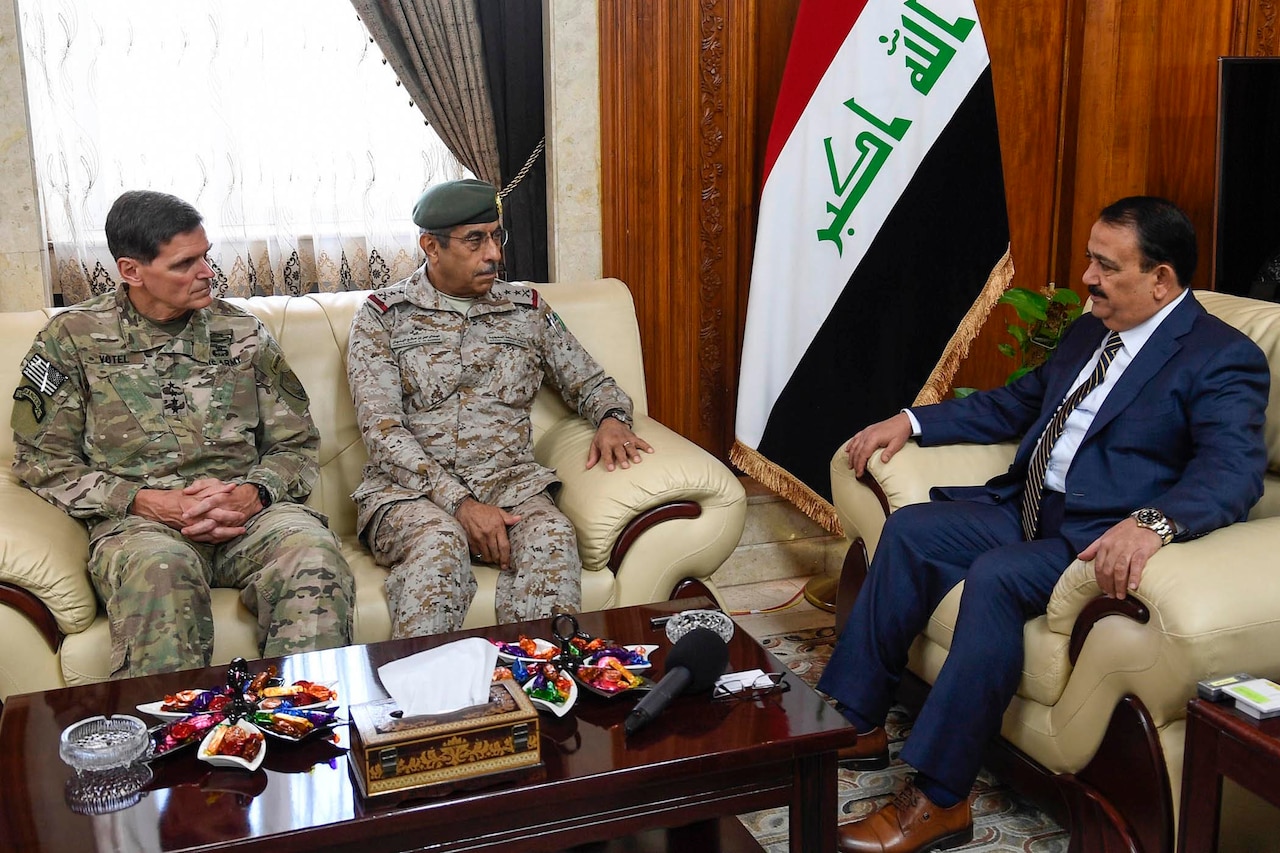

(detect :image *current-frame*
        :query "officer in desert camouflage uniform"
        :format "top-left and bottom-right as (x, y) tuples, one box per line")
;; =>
(10, 190), (354, 678)
(347, 179), (653, 637)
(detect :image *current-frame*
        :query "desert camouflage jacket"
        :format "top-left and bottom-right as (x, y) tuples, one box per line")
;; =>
(347, 266), (632, 535)
(10, 286), (319, 538)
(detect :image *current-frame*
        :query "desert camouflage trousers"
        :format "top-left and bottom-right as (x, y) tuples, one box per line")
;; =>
(372, 491), (582, 638)
(88, 503), (354, 679)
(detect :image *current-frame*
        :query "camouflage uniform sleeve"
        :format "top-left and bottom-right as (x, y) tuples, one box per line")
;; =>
(248, 323), (321, 504)
(347, 302), (473, 514)
(10, 326), (142, 519)
(535, 299), (634, 427)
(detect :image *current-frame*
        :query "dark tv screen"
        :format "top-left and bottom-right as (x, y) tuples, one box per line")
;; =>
(1215, 57), (1280, 301)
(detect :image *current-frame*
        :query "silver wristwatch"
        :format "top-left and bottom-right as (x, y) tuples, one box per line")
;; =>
(1131, 507), (1175, 545)
(602, 408), (633, 429)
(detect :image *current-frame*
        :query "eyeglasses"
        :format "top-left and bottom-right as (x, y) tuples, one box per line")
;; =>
(430, 227), (509, 252)
(711, 671), (790, 701)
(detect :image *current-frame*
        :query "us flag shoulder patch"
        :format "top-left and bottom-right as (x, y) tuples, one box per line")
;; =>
(21, 354), (68, 396)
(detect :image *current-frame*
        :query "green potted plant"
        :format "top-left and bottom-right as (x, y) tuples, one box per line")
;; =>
(956, 284), (1083, 397)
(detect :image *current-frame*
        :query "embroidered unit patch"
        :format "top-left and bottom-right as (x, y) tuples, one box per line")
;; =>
(12, 386), (45, 422)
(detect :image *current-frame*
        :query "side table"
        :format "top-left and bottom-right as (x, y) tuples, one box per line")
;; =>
(1178, 697), (1280, 852)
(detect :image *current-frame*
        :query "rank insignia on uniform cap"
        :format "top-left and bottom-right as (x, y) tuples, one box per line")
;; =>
(21, 355), (67, 396)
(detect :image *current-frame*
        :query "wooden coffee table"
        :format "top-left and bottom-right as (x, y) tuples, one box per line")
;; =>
(0, 599), (852, 852)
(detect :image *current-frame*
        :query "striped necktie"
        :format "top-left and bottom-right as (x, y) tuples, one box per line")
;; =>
(1020, 331), (1124, 540)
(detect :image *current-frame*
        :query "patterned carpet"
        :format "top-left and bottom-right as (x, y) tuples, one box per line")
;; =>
(739, 625), (1069, 852)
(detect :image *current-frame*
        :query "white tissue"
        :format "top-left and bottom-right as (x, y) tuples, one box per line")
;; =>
(377, 636), (499, 716)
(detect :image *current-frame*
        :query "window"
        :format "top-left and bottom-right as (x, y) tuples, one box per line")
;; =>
(19, 0), (468, 301)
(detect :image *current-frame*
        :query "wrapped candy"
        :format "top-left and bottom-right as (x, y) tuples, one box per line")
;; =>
(525, 664), (572, 705)
(160, 688), (231, 714)
(152, 711), (225, 756)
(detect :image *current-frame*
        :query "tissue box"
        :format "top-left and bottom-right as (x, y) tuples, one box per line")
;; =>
(348, 679), (541, 799)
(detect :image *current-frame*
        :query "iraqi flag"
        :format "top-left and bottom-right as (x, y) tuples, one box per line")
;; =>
(732, 0), (1012, 533)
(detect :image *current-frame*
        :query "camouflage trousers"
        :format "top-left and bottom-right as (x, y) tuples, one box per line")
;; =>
(88, 503), (354, 679)
(372, 491), (582, 638)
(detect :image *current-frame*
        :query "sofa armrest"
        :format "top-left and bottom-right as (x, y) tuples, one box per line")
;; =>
(0, 475), (97, 639)
(534, 414), (745, 583)
(830, 440), (1017, 558)
(1047, 516), (1280, 679)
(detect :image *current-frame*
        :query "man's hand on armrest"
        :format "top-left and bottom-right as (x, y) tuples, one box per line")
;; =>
(586, 416), (654, 472)
(844, 412), (913, 476)
(1078, 517), (1165, 600)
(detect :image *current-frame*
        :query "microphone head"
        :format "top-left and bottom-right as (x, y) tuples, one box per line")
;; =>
(665, 626), (730, 692)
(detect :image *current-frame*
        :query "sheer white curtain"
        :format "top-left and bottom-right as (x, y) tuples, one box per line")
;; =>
(19, 0), (469, 303)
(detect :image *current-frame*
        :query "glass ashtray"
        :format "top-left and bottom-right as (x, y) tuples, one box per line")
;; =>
(59, 714), (151, 773)
(664, 609), (734, 645)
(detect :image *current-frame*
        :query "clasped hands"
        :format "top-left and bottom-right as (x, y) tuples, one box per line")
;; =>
(843, 412), (1165, 600)
(130, 478), (267, 544)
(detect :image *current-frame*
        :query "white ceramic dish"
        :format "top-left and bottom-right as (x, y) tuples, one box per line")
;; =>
(493, 637), (558, 663)
(136, 697), (217, 722)
(522, 673), (578, 717)
(197, 720), (266, 771)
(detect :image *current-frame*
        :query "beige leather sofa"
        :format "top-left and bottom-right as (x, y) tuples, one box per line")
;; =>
(0, 278), (746, 702)
(829, 290), (1280, 853)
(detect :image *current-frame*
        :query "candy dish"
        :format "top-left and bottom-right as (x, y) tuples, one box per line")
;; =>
(252, 706), (343, 742)
(492, 637), (558, 663)
(571, 663), (655, 700)
(59, 714), (151, 773)
(198, 720), (266, 771)
(148, 712), (226, 759)
(136, 698), (222, 722)
(582, 644), (657, 671)
(522, 669), (578, 717)
(664, 609), (734, 644)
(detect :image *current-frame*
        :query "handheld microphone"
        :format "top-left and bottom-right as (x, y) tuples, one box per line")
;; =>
(624, 627), (728, 737)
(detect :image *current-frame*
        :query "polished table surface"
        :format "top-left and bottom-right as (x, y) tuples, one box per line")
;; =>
(0, 599), (853, 852)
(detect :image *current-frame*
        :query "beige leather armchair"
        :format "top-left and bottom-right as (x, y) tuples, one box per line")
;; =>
(829, 290), (1280, 853)
(0, 278), (746, 701)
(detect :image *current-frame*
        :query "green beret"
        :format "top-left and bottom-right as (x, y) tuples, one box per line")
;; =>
(412, 179), (501, 230)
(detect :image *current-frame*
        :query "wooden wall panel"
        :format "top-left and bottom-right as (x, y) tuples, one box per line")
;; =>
(950, 0), (1075, 392)
(600, 1), (776, 457)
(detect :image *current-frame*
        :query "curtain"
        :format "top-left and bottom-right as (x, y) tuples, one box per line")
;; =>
(351, 0), (501, 189)
(18, 0), (468, 304)
(477, 0), (548, 283)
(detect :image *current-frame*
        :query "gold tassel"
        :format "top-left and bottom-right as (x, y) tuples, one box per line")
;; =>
(914, 245), (1015, 406)
(730, 441), (845, 536)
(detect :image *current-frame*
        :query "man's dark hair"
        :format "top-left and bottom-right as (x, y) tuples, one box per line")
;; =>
(104, 190), (204, 264)
(1098, 195), (1197, 286)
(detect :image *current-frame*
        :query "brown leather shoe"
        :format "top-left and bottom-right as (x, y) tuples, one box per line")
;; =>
(836, 782), (973, 853)
(836, 726), (889, 770)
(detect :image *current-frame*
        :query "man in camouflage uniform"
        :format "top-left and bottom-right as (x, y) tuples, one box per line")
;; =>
(11, 190), (354, 678)
(348, 179), (653, 637)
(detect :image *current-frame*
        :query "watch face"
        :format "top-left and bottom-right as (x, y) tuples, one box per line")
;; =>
(1136, 508), (1164, 525)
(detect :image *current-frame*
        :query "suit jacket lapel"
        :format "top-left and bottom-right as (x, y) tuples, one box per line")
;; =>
(1082, 292), (1202, 441)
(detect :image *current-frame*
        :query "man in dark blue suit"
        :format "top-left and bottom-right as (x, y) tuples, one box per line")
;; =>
(822, 196), (1270, 853)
